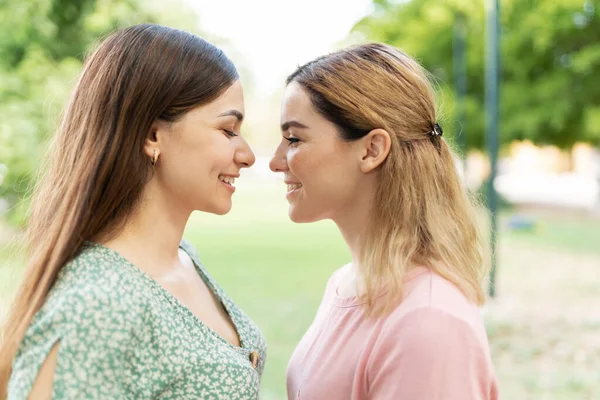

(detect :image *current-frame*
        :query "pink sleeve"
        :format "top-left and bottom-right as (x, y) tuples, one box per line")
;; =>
(367, 308), (496, 400)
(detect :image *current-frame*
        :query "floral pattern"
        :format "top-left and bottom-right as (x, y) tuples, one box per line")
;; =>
(9, 240), (267, 399)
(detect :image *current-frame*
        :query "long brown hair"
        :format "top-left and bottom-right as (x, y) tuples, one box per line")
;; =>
(0, 24), (238, 393)
(288, 43), (488, 316)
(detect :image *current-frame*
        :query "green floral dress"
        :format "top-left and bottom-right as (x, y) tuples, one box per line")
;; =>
(8, 240), (267, 399)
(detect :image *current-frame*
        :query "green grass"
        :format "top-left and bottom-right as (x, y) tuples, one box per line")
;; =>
(501, 210), (600, 255)
(182, 182), (349, 399)
(0, 182), (350, 399)
(1, 181), (599, 399)
(0, 240), (24, 309)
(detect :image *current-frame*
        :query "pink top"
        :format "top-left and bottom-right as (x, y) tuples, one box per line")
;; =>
(287, 265), (499, 400)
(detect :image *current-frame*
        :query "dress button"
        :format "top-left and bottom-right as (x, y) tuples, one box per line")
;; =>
(250, 351), (259, 368)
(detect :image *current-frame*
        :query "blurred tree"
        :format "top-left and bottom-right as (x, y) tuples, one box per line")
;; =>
(0, 0), (207, 225)
(352, 0), (600, 150)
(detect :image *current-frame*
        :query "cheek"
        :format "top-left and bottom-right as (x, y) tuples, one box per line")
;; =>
(208, 139), (235, 169)
(163, 137), (234, 184)
(189, 136), (235, 174)
(287, 149), (308, 176)
(287, 145), (329, 178)
(290, 147), (356, 194)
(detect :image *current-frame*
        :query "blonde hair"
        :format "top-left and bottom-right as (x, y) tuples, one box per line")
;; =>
(288, 43), (489, 316)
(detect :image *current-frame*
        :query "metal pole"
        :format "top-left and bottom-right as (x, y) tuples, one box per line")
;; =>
(453, 12), (467, 163)
(485, 0), (500, 297)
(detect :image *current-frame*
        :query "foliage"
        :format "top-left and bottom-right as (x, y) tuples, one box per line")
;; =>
(0, 0), (203, 225)
(353, 0), (600, 150)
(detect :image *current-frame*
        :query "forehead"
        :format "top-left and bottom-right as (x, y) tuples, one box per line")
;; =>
(195, 80), (245, 118)
(280, 82), (317, 123)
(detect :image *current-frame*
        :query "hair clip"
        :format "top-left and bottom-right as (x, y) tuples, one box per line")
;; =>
(431, 122), (443, 137)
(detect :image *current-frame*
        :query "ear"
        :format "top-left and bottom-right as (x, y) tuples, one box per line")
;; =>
(358, 128), (391, 173)
(143, 120), (169, 159)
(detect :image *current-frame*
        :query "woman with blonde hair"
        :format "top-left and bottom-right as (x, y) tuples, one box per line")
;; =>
(0, 24), (266, 399)
(270, 43), (498, 399)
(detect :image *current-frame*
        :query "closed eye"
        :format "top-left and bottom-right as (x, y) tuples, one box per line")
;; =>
(223, 129), (238, 137)
(285, 137), (300, 145)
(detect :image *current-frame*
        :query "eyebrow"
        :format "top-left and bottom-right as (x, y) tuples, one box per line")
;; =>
(281, 120), (309, 132)
(218, 110), (244, 122)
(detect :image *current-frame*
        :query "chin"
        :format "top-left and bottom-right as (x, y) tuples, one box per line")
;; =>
(288, 206), (324, 224)
(212, 208), (231, 216)
(203, 200), (232, 216)
(215, 204), (233, 215)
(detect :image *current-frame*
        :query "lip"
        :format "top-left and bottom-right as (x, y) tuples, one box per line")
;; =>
(219, 173), (239, 194)
(285, 182), (302, 200)
(286, 188), (300, 200)
(220, 180), (236, 194)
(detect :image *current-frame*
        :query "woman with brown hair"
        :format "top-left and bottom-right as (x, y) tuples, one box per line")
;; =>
(0, 24), (266, 399)
(270, 43), (498, 399)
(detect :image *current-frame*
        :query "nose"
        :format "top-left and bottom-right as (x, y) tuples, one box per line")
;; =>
(235, 137), (256, 168)
(269, 142), (288, 173)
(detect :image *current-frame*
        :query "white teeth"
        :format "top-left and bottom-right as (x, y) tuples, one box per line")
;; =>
(287, 183), (302, 192)
(219, 175), (236, 185)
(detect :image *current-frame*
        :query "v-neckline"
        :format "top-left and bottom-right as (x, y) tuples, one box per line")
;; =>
(85, 241), (246, 352)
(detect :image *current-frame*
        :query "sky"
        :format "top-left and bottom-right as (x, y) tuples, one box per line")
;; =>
(183, 0), (374, 95)
(180, 0), (375, 156)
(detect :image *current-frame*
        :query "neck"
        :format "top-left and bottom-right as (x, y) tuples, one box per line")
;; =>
(99, 181), (191, 275)
(332, 184), (375, 271)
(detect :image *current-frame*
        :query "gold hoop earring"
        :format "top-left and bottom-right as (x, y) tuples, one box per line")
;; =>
(151, 150), (159, 166)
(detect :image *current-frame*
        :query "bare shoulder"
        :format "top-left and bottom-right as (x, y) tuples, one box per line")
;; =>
(27, 341), (60, 399)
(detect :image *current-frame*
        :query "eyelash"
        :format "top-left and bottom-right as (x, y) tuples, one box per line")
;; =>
(223, 129), (238, 137)
(285, 137), (300, 145)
